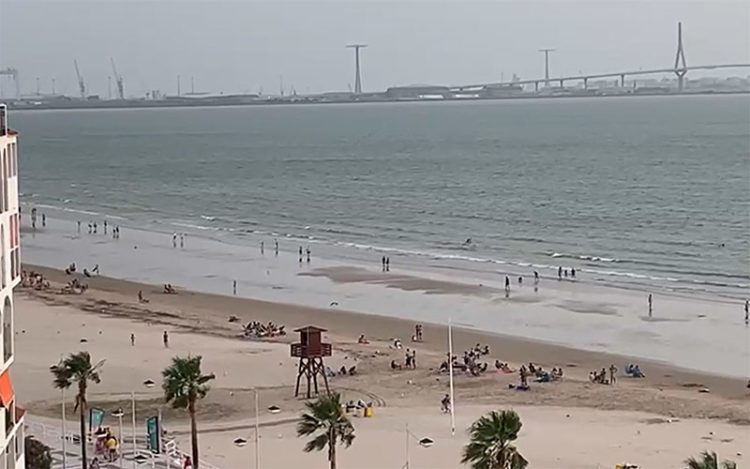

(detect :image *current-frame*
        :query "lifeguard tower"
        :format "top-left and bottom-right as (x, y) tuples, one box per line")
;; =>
(291, 326), (331, 398)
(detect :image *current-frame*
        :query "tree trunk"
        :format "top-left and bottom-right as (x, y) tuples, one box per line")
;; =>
(189, 400), (199, 469)
(328, 428), (336, 469)
(79, 400), (87, 469)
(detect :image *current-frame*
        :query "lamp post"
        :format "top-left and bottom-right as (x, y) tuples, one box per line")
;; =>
(403, 423), (433, 469)
(112, 407), (124, 469)
(61, 388), (67, 469)
(131, 391), (137, 469)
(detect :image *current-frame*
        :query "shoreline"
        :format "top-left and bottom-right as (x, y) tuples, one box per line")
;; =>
(22, 263), (750, 402)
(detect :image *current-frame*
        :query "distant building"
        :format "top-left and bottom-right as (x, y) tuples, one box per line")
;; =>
(385, 85), (452, 100)
(0, 104), (24, 469)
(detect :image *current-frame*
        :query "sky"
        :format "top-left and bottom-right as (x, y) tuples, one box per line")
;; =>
(0, 0), (748, 97)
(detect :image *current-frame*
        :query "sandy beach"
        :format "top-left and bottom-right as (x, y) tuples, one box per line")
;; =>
(15, 263), (750, 468)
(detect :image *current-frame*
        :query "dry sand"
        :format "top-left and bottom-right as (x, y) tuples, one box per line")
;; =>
(15, 265), (750, 468)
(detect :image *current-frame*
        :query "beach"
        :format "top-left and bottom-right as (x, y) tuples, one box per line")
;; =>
(15, 261), (750, 468)
(10, 97), (750, 467)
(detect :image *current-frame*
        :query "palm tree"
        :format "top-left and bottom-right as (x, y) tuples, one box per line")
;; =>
(50, 351), (104, 469)
(461, 409), (528, 469)
(296, 392), (355, 469)
(162, 355), (215, 469)
(685, 451), (737, 469)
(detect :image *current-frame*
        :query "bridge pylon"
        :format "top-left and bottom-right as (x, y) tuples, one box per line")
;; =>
(674, 22), (688, 91)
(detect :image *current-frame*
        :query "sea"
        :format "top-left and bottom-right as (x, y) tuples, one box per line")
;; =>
(13, 96), (750, 299)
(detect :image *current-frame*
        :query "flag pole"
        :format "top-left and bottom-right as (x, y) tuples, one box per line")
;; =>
(448, 319), (456, 436)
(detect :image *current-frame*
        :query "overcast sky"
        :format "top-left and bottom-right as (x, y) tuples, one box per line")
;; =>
(1, 0), (748, 97)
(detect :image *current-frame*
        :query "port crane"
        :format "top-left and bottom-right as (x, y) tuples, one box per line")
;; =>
(73, 60), (86, 98)
(110, 58), (124, 99)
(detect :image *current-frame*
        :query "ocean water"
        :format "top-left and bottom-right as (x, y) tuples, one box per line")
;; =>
(12, 95), (750, 298)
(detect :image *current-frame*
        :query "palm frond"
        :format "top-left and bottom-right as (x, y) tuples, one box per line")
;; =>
(461, 410), (526, 469)
(303, 434), (329, 453)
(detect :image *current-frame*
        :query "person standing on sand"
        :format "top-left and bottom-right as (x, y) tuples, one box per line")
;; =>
(386, 257), (390, 272)
(558, 266), (562, 280)
(505, 276), (510, 291)
(233, 280), (237, 296)
(382, 256), (386, 271)
(172, 233), (177, 248)
(260, 241), (264, 254)
(274, 239), (279, 256)
(77, 220), (81, 233)
(163, 330), (169, 348)
(534, 271), (539, 284)
(609, 364), (617, 385)
(93, 222), (97, 234)
(299, 246), (303, 263)
(42, 213), (46, 227)
(571, 268), (576, 278)
(130, 333), (135, 346)
(103, 220), (107, 234)
(180, 233), (184, 248)
(745, 300), (749, 325)
(648, 293), (653, 318)
(306, 247), (311, 263)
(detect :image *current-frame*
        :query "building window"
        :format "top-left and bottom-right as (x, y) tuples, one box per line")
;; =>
(3, 297), (11, 364)
(14, 424), (22, 461)
(0, 147), (5, 213)
(1, 225), (5, 289)
(9, 250), (17, 283)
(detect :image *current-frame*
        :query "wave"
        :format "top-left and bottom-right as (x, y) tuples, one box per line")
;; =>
(549, 252), (619, 263)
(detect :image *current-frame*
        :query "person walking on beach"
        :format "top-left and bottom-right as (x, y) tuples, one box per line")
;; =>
(260, 241), (264, 255)
(534, 271), (539, 284)
(130, 333), (135, 346)
(31, 208), (37, 230)
(233, 280), (237, 296)
(77, 220), (81, 233)
(382, 256), (386, 272)
(505, 276), (510, 291)
(87, 223), (92, 234)
(42, 213), (46, 227)
(745, 300), (748, 325)
(557, 266), (562, 280)
(93, 222), (97, 234)
(274, 239), (279, 256)
(571, 268), (576, 278)
(180, 233), (184, 248)
(306, 247), (311, 263)
(172, 233), (177, 248)
(648, 293), (653, 318)
(609, 364), (617, 385)
(163, 330), (169, 348)
(103, 220), (107, 234)
(385, 257), (390, 272)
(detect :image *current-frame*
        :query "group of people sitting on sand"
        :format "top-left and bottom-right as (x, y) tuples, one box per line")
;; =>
(62, 277), (88, 295)
(494, 360), (513, 373)
(243, 321), (286, 338)
(624, 363), (645, 378)
(163, 284), (177, 294)
(345, 399), (372, 413)
(439, 345), (492, 377)
(325, 365), (358, 378)
(21, 270), (51, 290)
